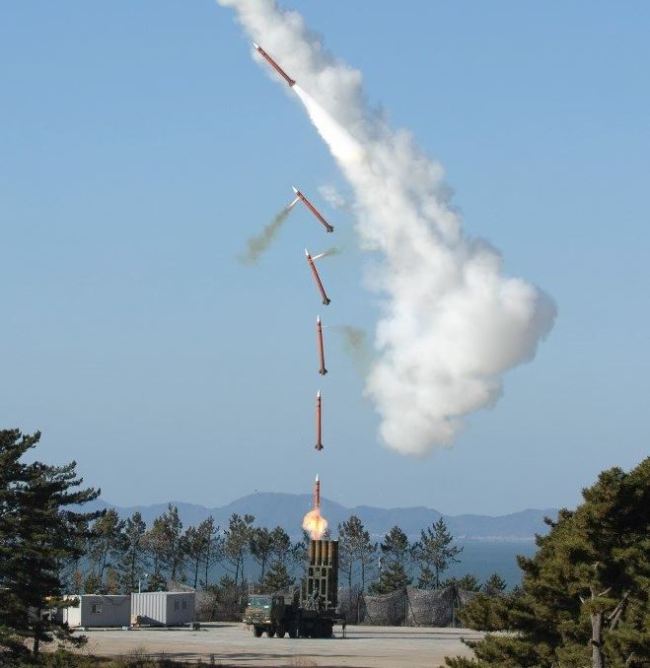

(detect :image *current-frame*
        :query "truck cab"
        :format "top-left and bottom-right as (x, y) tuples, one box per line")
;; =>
(243, 594), (297, 638)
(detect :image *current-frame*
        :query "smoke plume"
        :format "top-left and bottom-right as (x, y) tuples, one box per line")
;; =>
(335, 326), (372, 376)
(313, 247), (341, 260)
(220, 0), (556, 455)
(318, 184), (348, 210)
(239, 199), (297, 264)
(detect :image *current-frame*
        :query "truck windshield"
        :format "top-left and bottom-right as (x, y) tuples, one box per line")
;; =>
(248, 595), (272, 608)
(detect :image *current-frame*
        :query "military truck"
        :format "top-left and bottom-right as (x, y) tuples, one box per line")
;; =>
(243, 539), (345, 638)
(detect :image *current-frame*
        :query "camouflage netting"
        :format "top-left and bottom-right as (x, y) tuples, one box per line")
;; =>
(337, 586), (365, 624)
(457, 589), (478, 608)
(360, 589), (407, 626)
(339, 586), (477, 627)
(405, 585), (456, 626)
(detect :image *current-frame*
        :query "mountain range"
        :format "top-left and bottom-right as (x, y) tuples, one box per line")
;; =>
(91, 492), (558, 541)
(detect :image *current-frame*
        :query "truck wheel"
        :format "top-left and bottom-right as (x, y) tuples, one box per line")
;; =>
(253, 626), (263, 638)
(288, 626), (297, 639)
(265, 627), (274, 637)
(275, 625), (285, 638)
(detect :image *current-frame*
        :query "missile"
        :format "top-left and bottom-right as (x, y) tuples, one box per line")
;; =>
(315, 390), (323, 451)
(305, 249), (331, 306)
(253, 43), (295, 88)
(313, 474), (321, 509)
(316, 315), (327, 375)
(292, 186), (334, 233)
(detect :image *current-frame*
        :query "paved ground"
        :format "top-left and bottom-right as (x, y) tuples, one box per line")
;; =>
(77, 623), (482, 667)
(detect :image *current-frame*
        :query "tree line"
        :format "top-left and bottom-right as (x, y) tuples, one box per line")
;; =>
(65, 495), (498, 600)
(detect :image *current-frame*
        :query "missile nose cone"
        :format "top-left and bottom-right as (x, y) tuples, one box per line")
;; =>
(292, 186), (298, 194)
(317, 315), (321, 323)
(305, 248), (310, 257)
(317, 390), (321, 398)
(253, 42), (260, 49)
(315, 474), (319, 482)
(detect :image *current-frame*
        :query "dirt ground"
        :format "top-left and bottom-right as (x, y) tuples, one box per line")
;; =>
(75, 623), (482, 667)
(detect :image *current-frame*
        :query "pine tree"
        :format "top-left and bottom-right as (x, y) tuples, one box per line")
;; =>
(200, 517), (221, 589)
(144, 515), (169, 586)
(451, 574), (481, 592)
(250, 527), (274, 582)
(338, 515), (376, 593)
(263, 561), (294, 593)
(87, 509), (125, 585)
(0, 429), (101, 656)
(119, 511), (147, 593)
(414, 518), (462, 589)
(161, 504), (185, 583)
(223, 513), (255, 585)
(370, 526), (412, 594)
(270, 526), (292, 566)
(482, 573), (507, 596)
(446, 458), (650, 668)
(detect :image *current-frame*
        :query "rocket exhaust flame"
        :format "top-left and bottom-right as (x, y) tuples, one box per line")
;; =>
(302, 509), (327, 540)
(302, 474), (328, 539)
(305, 249), (331, 305)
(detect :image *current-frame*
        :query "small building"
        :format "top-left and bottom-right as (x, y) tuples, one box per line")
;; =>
(131, 591), (195, 626)
(63, 595), (131, 628)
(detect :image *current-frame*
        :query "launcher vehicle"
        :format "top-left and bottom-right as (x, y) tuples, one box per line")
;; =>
(243, 539), (345, 638)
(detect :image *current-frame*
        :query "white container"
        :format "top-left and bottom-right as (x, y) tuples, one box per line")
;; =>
(63, 595), (131, 628)
(130, 591), (195, 626)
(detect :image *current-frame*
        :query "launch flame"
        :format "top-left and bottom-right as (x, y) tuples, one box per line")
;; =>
(302, 508), (328, 540)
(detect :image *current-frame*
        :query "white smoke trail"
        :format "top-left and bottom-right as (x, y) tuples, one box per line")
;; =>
(219, 0), (556, 455)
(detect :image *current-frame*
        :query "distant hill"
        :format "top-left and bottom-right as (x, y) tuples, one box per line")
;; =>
(90, 493), (558, 541)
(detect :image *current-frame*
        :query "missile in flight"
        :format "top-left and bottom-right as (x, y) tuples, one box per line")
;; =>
(313, 474), (321, 509)
(305, 249), (332, 306)
(315, 390), (323, 451)
(316, 315), (327, 375)
(292, 187), (334, 233)
(253, 43), (295, 88)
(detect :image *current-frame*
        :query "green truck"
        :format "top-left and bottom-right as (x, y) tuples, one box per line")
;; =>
(243, 592), (343, 639)
(243, 539), (345, 639)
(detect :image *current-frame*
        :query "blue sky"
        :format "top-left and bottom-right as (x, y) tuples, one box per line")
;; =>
(2, 1), (648, 515)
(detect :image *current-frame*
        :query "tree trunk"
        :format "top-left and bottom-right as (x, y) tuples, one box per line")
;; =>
(32, 615), (41, 655)
(591, 611), (606, 668)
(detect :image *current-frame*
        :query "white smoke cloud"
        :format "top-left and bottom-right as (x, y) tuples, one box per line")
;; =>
(317, 184), (347, 211)
(219, 0), (556, 455)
